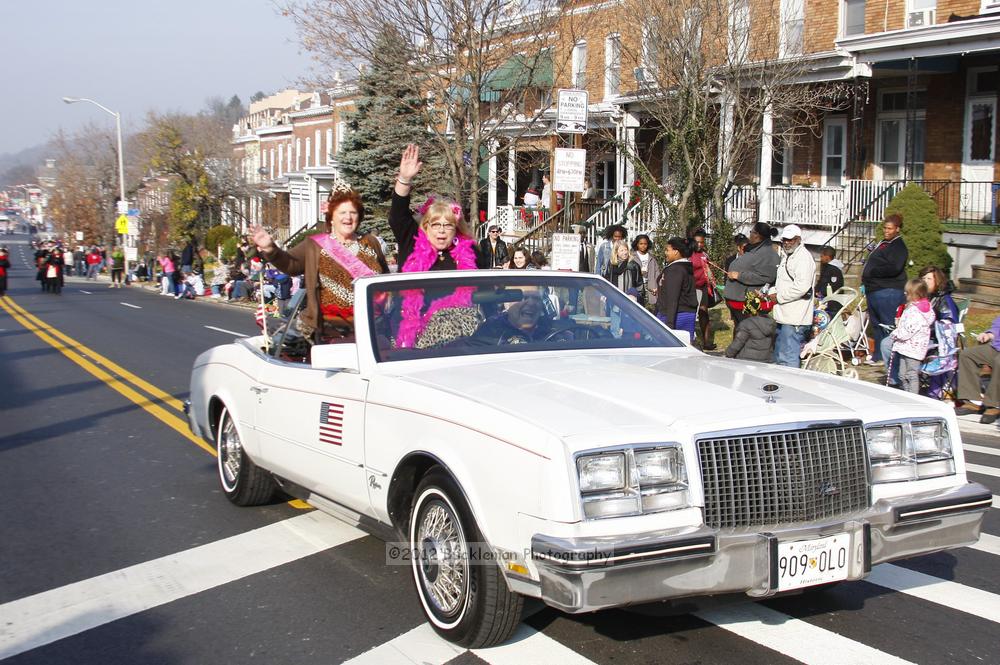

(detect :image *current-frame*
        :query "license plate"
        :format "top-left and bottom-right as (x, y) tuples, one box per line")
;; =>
(775, 533), (851, 592)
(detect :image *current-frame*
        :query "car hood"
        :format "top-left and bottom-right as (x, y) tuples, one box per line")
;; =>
(397, 352), (928, 439)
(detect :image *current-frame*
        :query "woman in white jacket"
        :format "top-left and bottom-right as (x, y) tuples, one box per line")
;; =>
(771, 225), (816, 367)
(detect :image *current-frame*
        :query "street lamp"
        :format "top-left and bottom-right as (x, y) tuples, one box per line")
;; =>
(62, 96), (129, 281)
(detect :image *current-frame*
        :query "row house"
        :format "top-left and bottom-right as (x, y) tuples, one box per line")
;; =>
(481, 0), (1000, 256)
(229, 81), (358, 241)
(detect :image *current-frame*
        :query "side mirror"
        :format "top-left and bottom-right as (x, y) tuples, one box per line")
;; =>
(310, 343), (360, 372)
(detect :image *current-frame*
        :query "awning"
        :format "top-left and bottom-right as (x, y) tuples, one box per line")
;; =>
(481, 52), (554, 102)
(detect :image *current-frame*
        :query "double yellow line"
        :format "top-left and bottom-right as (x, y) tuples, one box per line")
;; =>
(0, 294), (311, 510)
(0, 295), (216, 456)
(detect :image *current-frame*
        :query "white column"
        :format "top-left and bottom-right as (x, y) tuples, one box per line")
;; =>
(758, 103), (774, 224)
(621, 110), (639, 194)
(507, 142), (516, 198)
(487, 140), (498, 219)
(307, 175), (317, 230)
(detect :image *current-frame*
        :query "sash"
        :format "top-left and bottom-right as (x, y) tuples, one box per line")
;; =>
(310, 234), (377, 280)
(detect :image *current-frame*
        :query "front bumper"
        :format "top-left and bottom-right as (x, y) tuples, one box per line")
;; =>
(530, 482), (992, 613)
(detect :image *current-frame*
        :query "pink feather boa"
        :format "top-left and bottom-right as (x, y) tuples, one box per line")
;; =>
(396, 230), (478, 349)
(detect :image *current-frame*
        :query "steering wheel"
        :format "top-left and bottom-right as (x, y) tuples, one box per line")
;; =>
(543, 324), (612, 343)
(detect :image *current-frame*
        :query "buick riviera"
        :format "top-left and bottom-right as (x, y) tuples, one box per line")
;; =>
(186, 271), (991, 647)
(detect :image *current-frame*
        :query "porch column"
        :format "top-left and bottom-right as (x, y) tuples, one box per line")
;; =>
(507, 142), (516, 197)
(487, 139), (498, 219)
(307, 175), (317, 230)
(620, 110), (639, 193)
(718, 93), (734, 180)
(758, 102), (774, 224)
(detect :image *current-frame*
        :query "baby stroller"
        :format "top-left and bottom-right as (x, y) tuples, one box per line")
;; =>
(920, 319), (959, 399)
(801, 287), (866, 379)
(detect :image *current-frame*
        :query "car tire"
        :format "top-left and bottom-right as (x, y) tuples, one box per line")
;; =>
(216, 405), (275, 506)
(410, 469), (523, 648)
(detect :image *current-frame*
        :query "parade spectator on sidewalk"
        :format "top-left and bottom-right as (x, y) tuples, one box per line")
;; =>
(863, 214), (908, 364)
(595, 224), (626, 277)
(954, 314), (1000, 424)
(656, 237), (698, 338)
(209, 260), (230, 298)
(157, 253), (177, 295)
(771, 224), (815, 367)
(631, 234), (659, 306)
(815, 246), (844, 300)
(253, 185), (388, 342)
(477, 225), (509, 268)
(63, 247), (74, 276)
(690, 229), (716, 350)
(86, 247), (102, 280)
(889, 279), (935, 393)
(725, 289), (775, 362)
(723, 223), (778, 326)
(180, 238), (196, 274)
(109, 246), (125, 288)
(603, 240), (643, 302)
(509, 247), (533, 270)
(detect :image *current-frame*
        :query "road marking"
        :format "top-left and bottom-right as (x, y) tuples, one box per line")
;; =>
(964, 444), (1000, 457)
(78, 289), (92, 294)
(693, 603), (915, 665)
(204, 325), (248, 337)
(1, 296), (184, 413)
(966, 463), (1000, 478)
(865, 563), (1000, 625)
(119, 302), (142, 309)
(994, 495), (1000, 509)
(343, 622), (599, 665)
(970, 532), (1000, 556)
(0, 512), (364, 660)
(0, 297), (212, 455)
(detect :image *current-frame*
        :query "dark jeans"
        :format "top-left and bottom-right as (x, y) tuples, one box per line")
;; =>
(866, 288), (904, 361)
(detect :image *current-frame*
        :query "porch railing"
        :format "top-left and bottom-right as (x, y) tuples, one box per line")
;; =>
(480, 205), (550, 239)
(512, 207), (567, 255)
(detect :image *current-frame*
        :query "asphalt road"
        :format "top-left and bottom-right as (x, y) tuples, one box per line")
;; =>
(1, 230), (998, 665)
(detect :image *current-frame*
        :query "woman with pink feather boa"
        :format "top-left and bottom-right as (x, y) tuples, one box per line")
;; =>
(389, 145), (482, 349)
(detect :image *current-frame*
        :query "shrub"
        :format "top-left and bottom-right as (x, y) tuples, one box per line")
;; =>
(883, 183), (951, 278)
(204, 224), (236, 253)
(221, 237), (238, 262)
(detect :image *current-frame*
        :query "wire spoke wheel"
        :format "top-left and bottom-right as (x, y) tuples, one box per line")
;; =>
(416, 501), (469, 617)
(219, 414), (242, 491)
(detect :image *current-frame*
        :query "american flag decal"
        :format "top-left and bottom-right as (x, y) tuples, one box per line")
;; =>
(319, 402), (344, 446)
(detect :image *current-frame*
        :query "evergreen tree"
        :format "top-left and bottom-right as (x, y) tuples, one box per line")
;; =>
(883, 183), (951, 278)
(338, 29), (450, 238)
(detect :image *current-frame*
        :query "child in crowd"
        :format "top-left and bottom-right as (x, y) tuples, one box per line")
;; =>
(725, 290), (776, 362)
(889, 279), (935, 393)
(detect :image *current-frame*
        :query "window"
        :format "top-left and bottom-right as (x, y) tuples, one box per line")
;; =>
(876, 89), (927, 180)
(842, 0), (865, 37)
(780, 0), (804, 57)
(295, 138), (302, 171)
(906, 0), (936, 28)
(315, 130), (322, 167)
(604, 35), (620, 99)
(969, 102), (995, 162)
(572, 41), (587, 89)
(305, 138), (311, 168)
(278, 145), (284, 177)
(270, 148), (275, 179)
(728, 0), (751, 62)
(336, 121), (346, 153)
(326, 129), (334, 163)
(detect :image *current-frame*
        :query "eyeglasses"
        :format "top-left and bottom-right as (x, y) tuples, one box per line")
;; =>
(489, 229), (499, 234)
(429, 222), (457, 232)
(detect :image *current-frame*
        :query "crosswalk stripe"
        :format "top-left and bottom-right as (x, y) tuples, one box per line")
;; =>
(342, 620), (599, 665)
(694, 603), (914, 665)
(865, 563), (1000, 624)
(472, 623), (599, 664)
(0, 512), (363, 660)
(964, 444), (1000, 457)
(969, 532), (1000, 556)
(994, 495), (1000, 509)
(967, 463), (1000, 478)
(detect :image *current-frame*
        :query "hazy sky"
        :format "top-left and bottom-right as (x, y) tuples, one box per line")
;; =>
(0, 0), (314, 156)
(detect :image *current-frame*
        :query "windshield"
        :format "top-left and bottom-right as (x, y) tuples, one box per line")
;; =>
(367, 273), (683, 362)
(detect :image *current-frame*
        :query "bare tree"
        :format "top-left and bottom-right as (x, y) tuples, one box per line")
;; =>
(609, 0), (853, 255)
(282, 0), (586, 224)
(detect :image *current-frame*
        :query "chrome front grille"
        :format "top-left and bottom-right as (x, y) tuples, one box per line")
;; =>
(697, 423), (870, 529)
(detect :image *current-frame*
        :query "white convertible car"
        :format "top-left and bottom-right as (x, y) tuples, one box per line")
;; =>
(187, 271), (991, 648)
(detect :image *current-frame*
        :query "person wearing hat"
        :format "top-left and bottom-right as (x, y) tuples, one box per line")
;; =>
(477, 225), (509, 269)
(770, 224), (815, 367)
(725, 290), (776, 362)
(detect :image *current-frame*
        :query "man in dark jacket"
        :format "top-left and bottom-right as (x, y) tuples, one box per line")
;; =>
(477, 226), (509, 268)
(862, 214), (908, 364)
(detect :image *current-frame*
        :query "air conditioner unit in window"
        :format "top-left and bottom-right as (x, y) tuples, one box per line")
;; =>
(906, 8), (935, 28)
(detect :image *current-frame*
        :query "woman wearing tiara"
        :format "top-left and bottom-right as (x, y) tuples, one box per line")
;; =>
(251, 182), (388, 342)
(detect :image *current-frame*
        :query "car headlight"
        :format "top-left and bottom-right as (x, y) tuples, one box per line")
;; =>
(576, 446), (688, 519)
(577, 453), (626, 493)
(866, 419), (955, 483)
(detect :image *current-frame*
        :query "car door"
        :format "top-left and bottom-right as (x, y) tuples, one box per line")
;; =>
(253, 357), (371, 514)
